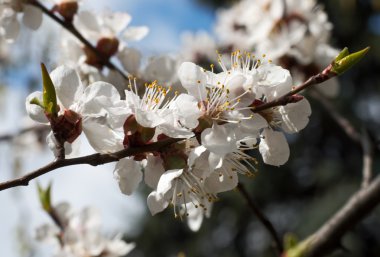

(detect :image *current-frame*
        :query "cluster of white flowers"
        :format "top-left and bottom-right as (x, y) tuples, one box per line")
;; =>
(181, 0), (339, 97)
(0, 0), (42, 42)
(36, 202), (135, 257)
(26, 49), (311, 230)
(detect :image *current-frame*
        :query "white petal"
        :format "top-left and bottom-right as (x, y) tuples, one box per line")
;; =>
(147, 191), (169, 215)
(25, 91), (48, 123)
(50, 66), (84, 109)
(188, 146), (207, 168)
(103, 12), (131, 34)
(1, 13), (20, 42)
(144, 155), (165, 189)
(177, 62), (207, 101)
(204, 169), (238, 193)
(208, 152), (223, 170)
(156, 169), (183, 196)
(114, 158), (142, 195)
(46, 131), (74, 157)
(124, 26), (149, 41)
(82, 120), (124, 153)
(279, 98), (312, 134)
(185, 203), (204, 232)
(74, 11), (100, 35)
(117, 47), (141, 75)
(22, 5), (42, 30)
(135, 108), (165, 128)
(171, 93), (201, 129)
(259, 129), (290, 166)
(144, 55), (176, 83)
(81, 81), (130, 128)
(106, 239), (135, 256)
(201, 123), (237, 156)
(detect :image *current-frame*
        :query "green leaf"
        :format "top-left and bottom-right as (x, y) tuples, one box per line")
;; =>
(334, 47), (349, 62)
(37, 182), (52, 212)
(331, 47), (370, 75)
(40, 63), (58, 116)
(29, 97), (44, 108)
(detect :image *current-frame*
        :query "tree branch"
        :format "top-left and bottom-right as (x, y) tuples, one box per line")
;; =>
(30, 0), (129, 81)
(237, 183), (284, 255)
(308, 89), (361, 144)
(252, 70), (333, 113)
(303, 173), (380, 257)
(360, 129), (374, 188)
(0, 138), (181, 191)
(0, 125), (48, 142)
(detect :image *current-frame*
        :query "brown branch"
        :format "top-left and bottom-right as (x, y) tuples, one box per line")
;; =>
(361, 129), (374, 188)
(302, 174), (380, 257)
(30, 0), (129, 81)
(308, 89), (361, 144)
(237, 183), (284, 255)
(252, 69), (334, 113)
(0, 125), (48, 142)
(0, 138), (181, 191)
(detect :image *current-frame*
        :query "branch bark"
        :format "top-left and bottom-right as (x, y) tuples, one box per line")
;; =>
(304, 174), (380, 257)
(237, 183), (284, 255)
(0, 138), (181, 191)
(30, 0), (129, 81)
(252, 70), (334, 113)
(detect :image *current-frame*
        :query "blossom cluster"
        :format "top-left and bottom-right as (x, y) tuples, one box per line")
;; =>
(36, 201), (135, 257)
(26, 50), (311, 230)
(181, 0), (340, 97)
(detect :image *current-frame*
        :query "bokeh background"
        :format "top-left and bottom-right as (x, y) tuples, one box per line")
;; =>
(0, 0), (379, 257)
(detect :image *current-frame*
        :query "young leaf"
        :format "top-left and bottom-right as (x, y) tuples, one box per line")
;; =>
(331, 47), (370, 75)
(40, 63), (58, 116)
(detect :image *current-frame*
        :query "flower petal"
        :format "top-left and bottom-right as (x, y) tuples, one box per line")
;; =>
(50, 66), (84, 109)
(279, 98), (312, 134)
(117, 47), (141, 75)
(114, 158), (142, 195)
(147, 191), (169, 216)
(177, 62), (207, 101)
(25, 91), (48, 123)
(22, 4), (42, 30)
(259, 129), (290, 166)
(124, 26), (149, 41)
(82, 120), (124, 153)
(144, 155), (165, 189)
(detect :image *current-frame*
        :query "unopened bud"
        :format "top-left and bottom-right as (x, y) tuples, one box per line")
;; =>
(54, 1), (78, 21)
(96, 37), (119, 59)
(330, 47), (370, 75)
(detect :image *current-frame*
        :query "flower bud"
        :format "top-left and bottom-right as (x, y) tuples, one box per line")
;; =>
(54, 1), (79, 21)
(330, 47), (370, 75)
(96, 37), (119, 59)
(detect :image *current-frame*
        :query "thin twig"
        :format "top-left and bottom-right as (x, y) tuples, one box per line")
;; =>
(237, 183), (284, 255)
(0, 138), (181, 191)
(308, 89), (361, 143)
(0, 125), (48, 142)
(30, 0), (129, 81)
(361, 129), (373, 188)
(252, 70), (333, 113)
